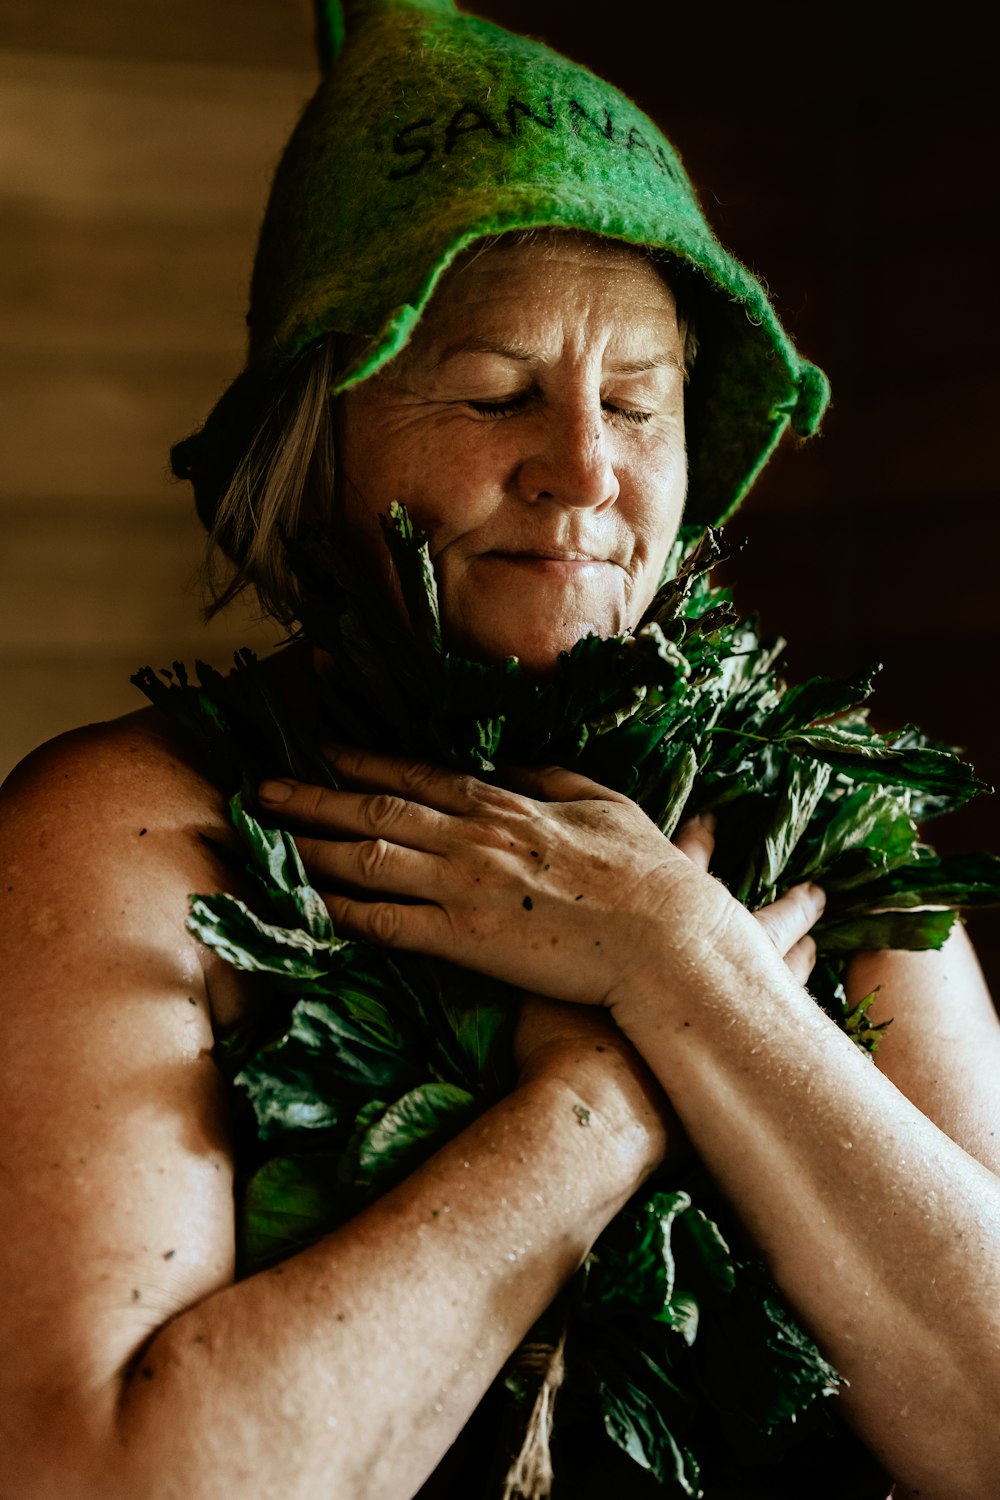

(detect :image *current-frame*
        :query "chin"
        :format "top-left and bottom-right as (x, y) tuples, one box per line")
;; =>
(447, 618), (623, 675)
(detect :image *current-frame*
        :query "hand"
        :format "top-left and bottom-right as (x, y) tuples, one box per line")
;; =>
(672, 813), (825, 986)
(258, 747), (729, 1007)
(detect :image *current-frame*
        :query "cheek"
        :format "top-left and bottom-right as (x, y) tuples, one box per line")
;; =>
(341, 405), (500, 539)
(629, 440), (687, 547)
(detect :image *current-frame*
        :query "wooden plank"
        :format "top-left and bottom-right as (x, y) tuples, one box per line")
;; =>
(0, 357), (240, 502)
(0, 0), (315, 71)
(0, 209), (256, 357)
(0, 49), (314, 219)
(0, 645), (277, 785)
(0, 654), (166, 782)
(0, 498), (284, 653)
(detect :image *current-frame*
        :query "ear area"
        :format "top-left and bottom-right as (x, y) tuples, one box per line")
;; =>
(313, 0), (346, 75)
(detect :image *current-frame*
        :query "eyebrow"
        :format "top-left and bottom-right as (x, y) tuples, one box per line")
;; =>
(432, 337), (683, 374)
(433, 335), (537, 367)
(607, 353), (685, 375)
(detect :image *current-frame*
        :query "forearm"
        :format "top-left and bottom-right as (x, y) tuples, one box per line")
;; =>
(56, 1071), (655, 1500)
(612, 924), (1000, 1500)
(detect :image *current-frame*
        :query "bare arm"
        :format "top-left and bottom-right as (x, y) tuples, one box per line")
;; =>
(853, 925), (1000, 1173)
(0, 725), (665, 1500)
(271, 748), (1000, 1500)
(614, 919), (1000, 1500)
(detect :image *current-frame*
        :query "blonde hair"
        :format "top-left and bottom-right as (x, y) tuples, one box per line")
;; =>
(203, 338), (337, 624)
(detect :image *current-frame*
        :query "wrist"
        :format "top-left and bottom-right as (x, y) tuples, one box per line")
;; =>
(515, 1045), (669, 1190)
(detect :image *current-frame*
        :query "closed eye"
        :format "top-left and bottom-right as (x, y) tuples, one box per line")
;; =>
(603, 403), (653, 426)
(466, 394), (533, 417)
(467, 396), (652, 425)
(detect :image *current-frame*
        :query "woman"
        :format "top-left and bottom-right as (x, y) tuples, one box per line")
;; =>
(1, 3), (998, 1498)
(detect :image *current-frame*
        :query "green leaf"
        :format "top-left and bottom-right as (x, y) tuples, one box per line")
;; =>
(240, 1152), (355, 1270)
(694, 1267), (842, 1444)
(235, 996), (416, 1140)
(593, 1190), (691, 1316)
(228, 793), (337, 940)
(761, 666), (880, 740)
(351, 1082), (477, 1187)
(187, 893), (345, 979)
(792, 787), (919, 888)
(833, 850), (1000, 913)
(591, 1191), (736, 1346)
(784, 727), (987, 804)
(380, 503), (443, 654)
(817, 908), (958, 953)
(844, 991), (892, 1056)
(673, 1206), (737, 1298)
(599, 1373), (702, 1495)
(736, 758), (833, 906)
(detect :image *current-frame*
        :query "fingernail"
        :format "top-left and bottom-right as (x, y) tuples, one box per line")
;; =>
(259, 778), (295, 804)
(806, 882), (826, 913)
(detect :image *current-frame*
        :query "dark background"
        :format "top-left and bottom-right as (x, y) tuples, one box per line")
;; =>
(2, 0), (998, 987)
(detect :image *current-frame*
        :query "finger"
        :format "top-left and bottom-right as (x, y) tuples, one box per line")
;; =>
(498, 762), (625, 805)
(754, 882), (826, 959)
(322, 890), (443, 951)
(259, 778), (453, 850)
(323, 745), (500, 815)
(783, 933), (817, 986)
(294, 831), (442, 900)
(673, 811), (716, 872)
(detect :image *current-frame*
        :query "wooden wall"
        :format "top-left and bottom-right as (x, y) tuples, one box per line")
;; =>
(2, 1), (998, 982)
(0, 0), (316, 773)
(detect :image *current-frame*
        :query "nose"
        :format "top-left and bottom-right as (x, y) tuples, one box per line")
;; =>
(515, 403), (621, 510)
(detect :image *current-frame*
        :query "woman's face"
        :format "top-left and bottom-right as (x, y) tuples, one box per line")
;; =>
(337, 235), (688, 672)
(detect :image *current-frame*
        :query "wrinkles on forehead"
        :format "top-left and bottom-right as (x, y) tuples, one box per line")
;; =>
(368, 236), (684, 396)
(430, 333), (686, 378)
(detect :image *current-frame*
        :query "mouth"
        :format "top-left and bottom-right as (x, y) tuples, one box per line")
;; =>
(485, 548), (613, 570)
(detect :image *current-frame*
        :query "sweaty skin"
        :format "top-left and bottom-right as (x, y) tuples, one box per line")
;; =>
(263, 746), (1000, 1500)
(1, 237), (998, 1500)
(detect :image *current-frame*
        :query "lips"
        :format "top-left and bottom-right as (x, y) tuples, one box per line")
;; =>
(490, 548), (606, 562)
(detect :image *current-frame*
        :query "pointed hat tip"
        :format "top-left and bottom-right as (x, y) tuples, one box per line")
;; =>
(314, 0), (459, 70)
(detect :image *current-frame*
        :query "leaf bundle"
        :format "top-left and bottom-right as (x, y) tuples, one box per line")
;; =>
(134, 514), (1000, 1497)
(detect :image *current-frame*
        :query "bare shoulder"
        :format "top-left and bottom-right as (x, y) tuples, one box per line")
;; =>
(0, 712), (247, 1454)
(0, 705), (229, 872)
(0, 707), (246, 1013)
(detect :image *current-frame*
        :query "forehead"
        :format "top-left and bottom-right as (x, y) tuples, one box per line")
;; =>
(403, 232), (682, 361)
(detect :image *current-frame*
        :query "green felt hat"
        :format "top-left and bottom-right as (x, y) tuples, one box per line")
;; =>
(176, 0), (829, 531)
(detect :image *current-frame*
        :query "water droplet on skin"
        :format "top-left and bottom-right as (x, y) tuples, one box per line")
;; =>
(433, 1402), (444, 1414)
(840, 1139), (854, 1149)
